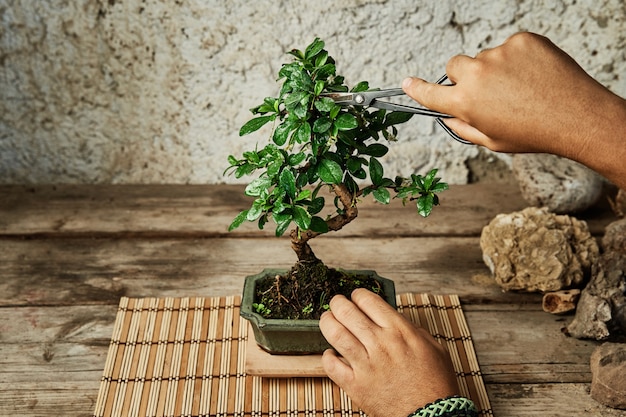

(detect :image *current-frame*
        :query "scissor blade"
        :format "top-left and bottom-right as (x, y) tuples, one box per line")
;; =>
(320, 92), (356, 104)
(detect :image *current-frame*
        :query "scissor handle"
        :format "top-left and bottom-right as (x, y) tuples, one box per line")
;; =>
(387, 74), (471, 145)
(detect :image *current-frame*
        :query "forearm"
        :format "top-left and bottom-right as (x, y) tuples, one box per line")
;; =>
(565, 90), (626, 190)
(403, 32), (626, 190)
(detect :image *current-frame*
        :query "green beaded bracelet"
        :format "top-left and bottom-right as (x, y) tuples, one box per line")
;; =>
(408, 395), (478, 417)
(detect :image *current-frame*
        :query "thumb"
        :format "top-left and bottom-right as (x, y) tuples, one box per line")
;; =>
(402, 77), (452, 114)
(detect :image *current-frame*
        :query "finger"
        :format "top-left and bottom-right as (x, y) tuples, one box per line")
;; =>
(319, 308), (367, 360)
(349, 288), (400, 328)
(445, 54), (475, 83)
(402, 77), (454, 114)
(442, 118), (527, 153)
(326, 294), (380, 351)
(321, 348), (354, 385)
(441, 118), (488, 145)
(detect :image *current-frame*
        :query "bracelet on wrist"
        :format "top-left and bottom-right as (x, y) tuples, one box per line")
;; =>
(407, 395), (478, 417)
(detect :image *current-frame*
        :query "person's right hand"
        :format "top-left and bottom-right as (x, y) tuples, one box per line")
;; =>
(402, 32), (626, 189)
(319, 289), (459, 417)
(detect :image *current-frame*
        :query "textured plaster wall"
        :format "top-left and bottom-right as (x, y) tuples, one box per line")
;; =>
(1, 0), (624, 184)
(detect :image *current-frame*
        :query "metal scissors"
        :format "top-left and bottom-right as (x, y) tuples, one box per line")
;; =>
(322, 75), (471, 145)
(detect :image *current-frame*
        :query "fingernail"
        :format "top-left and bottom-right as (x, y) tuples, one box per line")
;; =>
(402, 77), (414, 89)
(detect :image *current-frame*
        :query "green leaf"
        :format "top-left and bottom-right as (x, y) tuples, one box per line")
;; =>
(284, 91), (309, 110)
(246, 202), (264, 221)
(228, 210), (249, 231)
(318, 158), (343, 184)
(234, 163), (255, 178)
(293, 206), (312, 230)
(346, 157), (362, 174)
(351, 81), (369, 92)
(245, 177), (272, 197)
(308, 196), (325, 215)
(254, 97), (279, 114)
(239, 115), (274, 136)
(273, 212), (292, 237)
(279, 169), (297, 198)
(423, 168), (438, 190)
(292, 102), (308, 119)
(373, 187), (390, 204)
(296, 189), (311, 201)
(227, 155), (239, 166)
(290, 71), (313, 91)
(417, 194), (435, 217)
(305, 38), (325, 60)
(314, 97), (336, 112)
(314, 80), (325, 96)
(363, 143), (388, 157)
(287, 48), (304, 60)
(315, 63), (336, 79)
(243, 151), (260, 163)
(431, 182), (449, 192)
(369, 157), (384, 185)
(273, 120), (295, 146)
(267, 159), (283, 178)
(384, 111), (413, 126)
(334, 113), (358, 131)
(352, 168), (366, 179)
(411, 173), (425, 190)
(313, 117), (332, 133)
(310, 216), (329, 233)
(315, 51), (328, 67)
(294, 121), (311, 143)
(288, 152), (306, 166)
(343, 174), (358, 194)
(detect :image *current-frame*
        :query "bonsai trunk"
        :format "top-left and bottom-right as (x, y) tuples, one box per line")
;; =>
(290, 183), (358, 263)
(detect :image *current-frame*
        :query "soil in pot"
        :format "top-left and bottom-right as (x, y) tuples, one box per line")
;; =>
(252, 260), (391, 320)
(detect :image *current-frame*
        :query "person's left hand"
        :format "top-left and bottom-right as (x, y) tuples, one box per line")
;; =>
(319, 288), (459, 417)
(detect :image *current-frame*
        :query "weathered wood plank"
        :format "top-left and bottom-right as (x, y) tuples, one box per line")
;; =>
(0, 306), (597, 384)
(488, 384), (626, 417)
(0, 236), (543, 306)
(0, 184), (615, 237)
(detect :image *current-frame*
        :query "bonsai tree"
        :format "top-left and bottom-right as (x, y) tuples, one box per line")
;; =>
(225, 38), (447, 319)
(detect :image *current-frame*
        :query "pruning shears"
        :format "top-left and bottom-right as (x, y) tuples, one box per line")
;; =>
(321, 75), (471, 145)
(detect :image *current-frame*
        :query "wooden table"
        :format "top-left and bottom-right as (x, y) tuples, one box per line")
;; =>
(1, 184), (623, 417)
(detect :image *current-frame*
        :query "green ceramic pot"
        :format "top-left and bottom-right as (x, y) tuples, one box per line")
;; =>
(240, 268), (396, 354)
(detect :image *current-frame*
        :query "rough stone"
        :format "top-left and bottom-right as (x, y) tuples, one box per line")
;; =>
(590, 342), (626, 409)
(542, 289), (581, 314)
(480, 207), (599, 292)
(512, 154), (604, 214)
(603, 219), (626, 254)
(609, 189), (626, 218)
(566, 251), (626, 340)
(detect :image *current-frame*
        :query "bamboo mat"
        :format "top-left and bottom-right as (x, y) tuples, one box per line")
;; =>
(93, 294), (493, 417)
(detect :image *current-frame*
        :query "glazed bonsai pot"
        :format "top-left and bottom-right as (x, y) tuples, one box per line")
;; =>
(240, 268), (397, 354)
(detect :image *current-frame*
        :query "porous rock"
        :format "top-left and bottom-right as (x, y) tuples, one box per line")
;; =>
(566, 251), (626, 340)
(542, 289), (581, 314)
(603, 218), (626, 254)
(609, 189), (625, 218)
(512, 154), (603, 214)
(480, 207), (599, 292)
(590, 342), (626, 409)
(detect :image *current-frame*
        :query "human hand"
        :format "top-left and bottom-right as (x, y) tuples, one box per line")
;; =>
(402, 32), (626, 188)
(319, 288), (459, 417)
